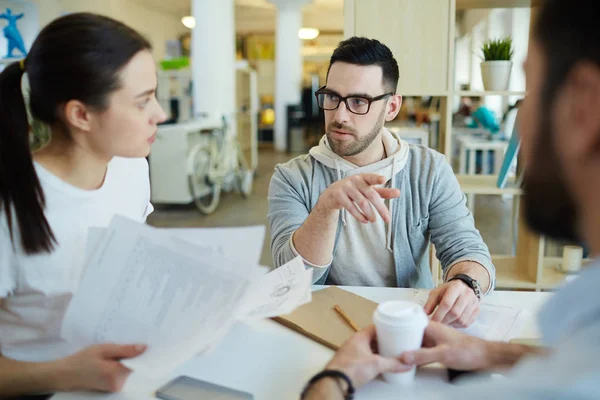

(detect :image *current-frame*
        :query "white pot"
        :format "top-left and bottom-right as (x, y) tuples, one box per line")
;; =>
(481, 60), (512, 91)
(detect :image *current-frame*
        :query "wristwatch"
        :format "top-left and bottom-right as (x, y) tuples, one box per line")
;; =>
(448, 274), (482, 301)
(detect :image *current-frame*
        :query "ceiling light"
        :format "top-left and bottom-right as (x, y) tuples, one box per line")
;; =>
(181, 16), (195, 29)
(298, 27), (319, 40)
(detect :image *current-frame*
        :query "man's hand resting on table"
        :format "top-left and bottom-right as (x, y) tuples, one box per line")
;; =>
(423, 261), (492, 328)
(424, 280), (480, 328)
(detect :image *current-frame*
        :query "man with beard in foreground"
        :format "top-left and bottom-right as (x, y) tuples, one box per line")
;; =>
(300, 0), (600, 398)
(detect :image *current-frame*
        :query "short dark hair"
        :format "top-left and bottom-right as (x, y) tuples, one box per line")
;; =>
(0, 13), (151, 254)
(534, 0), (600, 113)
(327, 37), (399, 93)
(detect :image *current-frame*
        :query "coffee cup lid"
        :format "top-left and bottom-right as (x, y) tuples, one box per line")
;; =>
(373, 301), (428, 328)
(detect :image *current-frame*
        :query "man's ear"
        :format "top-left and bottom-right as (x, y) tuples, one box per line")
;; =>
(62, 100), (93, 132)
(553, 62), (600, 162)
(385, 95), (403, 122)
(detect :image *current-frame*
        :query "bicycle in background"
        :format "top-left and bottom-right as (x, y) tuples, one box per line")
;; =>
(187, 115), (253, 214)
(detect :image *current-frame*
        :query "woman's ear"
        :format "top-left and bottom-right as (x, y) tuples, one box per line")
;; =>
(62, 100), (93, 132)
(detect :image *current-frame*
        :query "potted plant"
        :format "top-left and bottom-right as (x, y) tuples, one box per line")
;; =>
(480, 37), (514, 91)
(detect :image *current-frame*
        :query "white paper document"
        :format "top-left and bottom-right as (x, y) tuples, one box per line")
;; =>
(241, 256), (313, 319)
(61, 216), (309, 376)
(83, 225), (265, 266)
(411, 290), (531, 341)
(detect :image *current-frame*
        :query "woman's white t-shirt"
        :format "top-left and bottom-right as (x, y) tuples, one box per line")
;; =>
(0, 157), (153, 362)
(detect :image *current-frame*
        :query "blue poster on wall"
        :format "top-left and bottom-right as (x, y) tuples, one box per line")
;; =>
(0, 1), (38, 61)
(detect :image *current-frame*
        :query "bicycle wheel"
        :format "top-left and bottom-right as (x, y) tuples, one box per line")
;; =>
(237, 169), (253, 198)
(187, 144), (221, 214)
(235, 146), (254, 198)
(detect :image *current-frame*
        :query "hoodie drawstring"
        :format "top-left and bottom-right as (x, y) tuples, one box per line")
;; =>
(335, 158), (347, 227)
(386, 160), (396, 253)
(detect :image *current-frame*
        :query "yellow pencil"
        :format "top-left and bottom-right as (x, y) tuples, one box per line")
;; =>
(334, 304), (360, 332)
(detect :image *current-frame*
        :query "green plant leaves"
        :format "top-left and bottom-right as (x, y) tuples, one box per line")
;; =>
(481, 37), (514, 61)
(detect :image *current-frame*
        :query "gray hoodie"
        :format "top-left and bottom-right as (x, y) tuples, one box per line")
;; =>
(268, 130), (495, 290)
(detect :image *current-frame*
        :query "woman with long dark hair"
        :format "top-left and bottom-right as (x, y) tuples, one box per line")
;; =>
(0, 13), (166, 397)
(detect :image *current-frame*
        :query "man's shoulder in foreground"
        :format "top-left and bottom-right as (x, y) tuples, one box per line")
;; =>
(440, 263), (600, 399)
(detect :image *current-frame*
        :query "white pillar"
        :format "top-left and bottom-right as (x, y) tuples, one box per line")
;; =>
(191, 0), (236, 128)
(270, 0), (310, 151)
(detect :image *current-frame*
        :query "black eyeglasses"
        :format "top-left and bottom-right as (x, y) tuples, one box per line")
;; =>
(315, 86), (394, 115)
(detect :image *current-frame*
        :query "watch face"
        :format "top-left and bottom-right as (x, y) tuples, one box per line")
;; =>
(454, 274), (481, 298)
(472, 280), (482, 299)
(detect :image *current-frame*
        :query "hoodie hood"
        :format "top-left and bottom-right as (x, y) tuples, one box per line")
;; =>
(309, 129), (410, 252)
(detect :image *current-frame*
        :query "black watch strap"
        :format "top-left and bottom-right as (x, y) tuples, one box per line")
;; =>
(448, 273), (481, 300)
(300, 369), (355, 400)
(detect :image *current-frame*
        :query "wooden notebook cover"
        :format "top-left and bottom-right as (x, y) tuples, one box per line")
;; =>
(272, 287), (378, 350)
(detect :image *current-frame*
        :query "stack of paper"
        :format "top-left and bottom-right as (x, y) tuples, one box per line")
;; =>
(60, 215), (312, 376)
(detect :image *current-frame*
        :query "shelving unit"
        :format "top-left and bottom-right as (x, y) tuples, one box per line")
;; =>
(345, 0), (589, 291)
(456, 90), (527, 97)
(456, 174), (521, 195)
(456, 175), (539, 290)
(492, 256), (537, 289)
(454, 174), (594, 290)
(540, 257), (592, 289)
(456, 0), (542, 9)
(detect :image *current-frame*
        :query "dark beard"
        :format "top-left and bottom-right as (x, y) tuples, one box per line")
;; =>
(523, 114), (580, 243)
(326, 106), (386, 157)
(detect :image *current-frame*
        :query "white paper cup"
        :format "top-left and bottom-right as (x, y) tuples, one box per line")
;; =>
(373, 301), (428, 385)
(561, 245), (583, 273)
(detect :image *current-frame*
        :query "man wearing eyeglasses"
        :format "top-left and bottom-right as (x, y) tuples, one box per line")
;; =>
(268, 37), (494, 328)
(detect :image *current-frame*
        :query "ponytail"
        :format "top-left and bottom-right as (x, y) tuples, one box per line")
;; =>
(0, 13), (151, 254)
(0, 61), (56, 254)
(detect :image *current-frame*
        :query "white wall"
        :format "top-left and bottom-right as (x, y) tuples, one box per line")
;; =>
(454, 34), (471, 90)
(235, 3), (343, 34)
(469, 19), (485, 92)
(484, 9), (508, 114)
(461, 9), (488, 36)
(31, 0), (60, 28)
(507, 7), (529, 107)
(30, 0), (188, 61)
(109, 0), (189, 61)
(55, 0), (108, 15)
